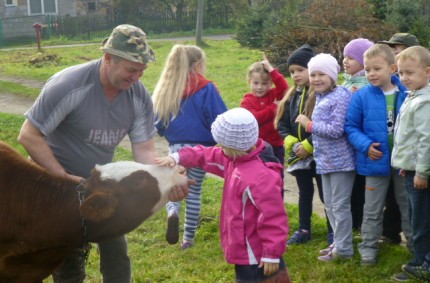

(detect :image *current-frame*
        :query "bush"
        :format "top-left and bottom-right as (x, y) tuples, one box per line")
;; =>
(263, 0), (396, 75)
(233, 0), (397, 76)
(385, 0), (430, 47)
(234, 4), (281, 49)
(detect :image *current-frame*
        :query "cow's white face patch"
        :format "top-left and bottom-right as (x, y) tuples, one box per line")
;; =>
(95, 161), (187, 196)
(96, 161), (149, 181)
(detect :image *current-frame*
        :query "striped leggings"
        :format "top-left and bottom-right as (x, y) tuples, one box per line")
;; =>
(166, 143), (207, 242)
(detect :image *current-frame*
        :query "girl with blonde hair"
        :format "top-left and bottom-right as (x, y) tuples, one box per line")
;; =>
(152, 44), (227, 250)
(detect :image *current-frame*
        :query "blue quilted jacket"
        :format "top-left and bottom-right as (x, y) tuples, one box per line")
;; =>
(345, 75), (407, 176)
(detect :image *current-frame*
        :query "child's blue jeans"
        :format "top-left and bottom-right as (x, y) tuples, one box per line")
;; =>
(405, 171), (430, 266)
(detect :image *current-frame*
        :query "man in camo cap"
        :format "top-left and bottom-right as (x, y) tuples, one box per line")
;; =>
(18, 24), (188, 283)
(379, 33), (420, 55)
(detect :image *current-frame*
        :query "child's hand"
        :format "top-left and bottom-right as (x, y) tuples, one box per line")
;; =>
(154, 156), (177, 167)
(295, 114), (310, 128)
(261, 54), (274, 73)
(295, 144), (309, 158)
(414, 175), (428, 189)
(399, 169), (406, 177)
(367, 143), (383, 160)
(351, 85), (359, 93)
(258, 261), (279, 276)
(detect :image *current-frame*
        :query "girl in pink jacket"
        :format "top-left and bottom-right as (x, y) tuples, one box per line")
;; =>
(156, 108), (290, 282)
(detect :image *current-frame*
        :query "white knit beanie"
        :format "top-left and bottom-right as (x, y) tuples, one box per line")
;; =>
(308, 53), (341, 83)
(211, 108), (258, 151)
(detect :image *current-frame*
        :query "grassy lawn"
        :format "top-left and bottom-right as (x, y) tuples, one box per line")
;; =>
(0, 38), (260, 109)
(0, 36), (416, 282)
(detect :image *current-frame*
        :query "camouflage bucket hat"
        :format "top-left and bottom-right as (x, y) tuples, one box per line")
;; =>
(101, 24), (155, 64)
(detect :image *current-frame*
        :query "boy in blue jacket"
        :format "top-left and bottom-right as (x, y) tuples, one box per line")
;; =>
(345, 44), (413, 267)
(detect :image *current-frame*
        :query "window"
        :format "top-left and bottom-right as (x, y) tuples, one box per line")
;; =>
(5, 0), (17, 6)
(88, 2), (96, 12)
(28, 0), (57, 15)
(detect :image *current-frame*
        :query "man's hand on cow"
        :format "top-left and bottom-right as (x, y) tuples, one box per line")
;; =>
(154, 156), (176, 167)
(67, 173), (85, 184)
(168, 183), (190, 201)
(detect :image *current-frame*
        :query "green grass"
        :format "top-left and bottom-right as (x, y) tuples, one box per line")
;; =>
(0, 38), (259, 108)
(0, 38), (417, 282)
(0, 81), (40, 97)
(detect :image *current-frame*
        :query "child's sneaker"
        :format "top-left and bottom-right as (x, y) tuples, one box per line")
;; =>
(392, 272), (411, 282)
(361, 256), (377, 267)
(319, 244), (334, 256)
(166, 212), (179, 244)
(317, 251), (352, 262)
(287, 229), (311, 245)
(402, 264), (430, 281)
(181, 240), (194, 250)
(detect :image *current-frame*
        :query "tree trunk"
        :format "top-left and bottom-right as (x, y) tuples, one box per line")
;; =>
(196, 0), (204, 46)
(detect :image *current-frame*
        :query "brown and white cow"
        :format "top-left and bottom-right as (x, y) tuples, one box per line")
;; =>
(0, 141), (187, 283)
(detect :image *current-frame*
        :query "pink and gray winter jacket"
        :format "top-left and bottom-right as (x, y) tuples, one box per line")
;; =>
(175, 139), (288, 265)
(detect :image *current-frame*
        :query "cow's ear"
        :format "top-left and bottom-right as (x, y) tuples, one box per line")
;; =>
(80, 192), (118, 222)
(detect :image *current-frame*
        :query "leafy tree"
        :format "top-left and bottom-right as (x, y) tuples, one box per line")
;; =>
(234, 0), (294, 49)
(386, 0), (421, 32)
(235, 4), (273, 48)
(112, 0), (241, 31)
(206, 0), (249, 23)
(112, 0), (192, 28)
(409, 15), (430, 46)
(384, 0), (430, 46)
(262, 0), (396, 74)
(366, 0), (390, 20)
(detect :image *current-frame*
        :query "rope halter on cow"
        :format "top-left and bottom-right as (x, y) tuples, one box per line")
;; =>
(75, 179), (92, 267)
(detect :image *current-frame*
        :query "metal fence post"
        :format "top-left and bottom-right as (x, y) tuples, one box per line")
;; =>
(45, 15), (52, 38)
(0, 19), (3, 48)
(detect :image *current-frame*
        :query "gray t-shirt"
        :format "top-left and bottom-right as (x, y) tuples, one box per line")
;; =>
(25, 59), (156, 178)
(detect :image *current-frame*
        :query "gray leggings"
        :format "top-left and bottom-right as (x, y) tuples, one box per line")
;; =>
(321, 171), (355, 257)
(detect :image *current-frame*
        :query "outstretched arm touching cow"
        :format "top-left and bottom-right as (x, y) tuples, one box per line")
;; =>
(132, 141), (189, 201)
(18, 120), (84, 183)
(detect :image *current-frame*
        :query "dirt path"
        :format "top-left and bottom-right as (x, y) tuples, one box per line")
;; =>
(0, 76), (325, 218)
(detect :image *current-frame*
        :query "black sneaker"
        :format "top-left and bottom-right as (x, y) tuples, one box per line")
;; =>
(287, 229), (311, 245)
(166, 213), (179, 244)
(402, 264), (430, 282)
(392, 272), (411, 282)
(380, 234), (402, 245)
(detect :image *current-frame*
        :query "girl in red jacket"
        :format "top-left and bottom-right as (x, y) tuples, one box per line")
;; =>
(240, 55), (289, 168)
